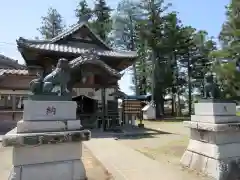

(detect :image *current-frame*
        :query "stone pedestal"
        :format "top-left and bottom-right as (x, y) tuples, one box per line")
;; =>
(2, 100), (90, 180)
(181, 100), (240, 180)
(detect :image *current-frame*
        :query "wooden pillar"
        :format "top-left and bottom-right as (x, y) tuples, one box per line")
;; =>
(88, 75), (94, 85)
(12, 93), (16, 121)
(122, 99), (125, 125)
(101, 88), (106, 131)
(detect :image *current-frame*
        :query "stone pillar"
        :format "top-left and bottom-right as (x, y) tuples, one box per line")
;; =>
(2, 100), (90, 180)
(181, 100), (240, 180)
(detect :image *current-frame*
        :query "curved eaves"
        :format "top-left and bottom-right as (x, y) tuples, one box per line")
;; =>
(69, 55), (121, 79)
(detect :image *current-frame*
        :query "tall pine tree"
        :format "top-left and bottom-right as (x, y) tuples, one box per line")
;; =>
(112, 0), (144, 95)
(38, 7), (65, 39)
(92, 0), (112, 41)
(75, 0), (92, 22)
(138, 0), (172, 117)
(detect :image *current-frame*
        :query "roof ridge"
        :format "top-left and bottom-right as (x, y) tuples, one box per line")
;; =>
(0, 54), (26, 69)
(23, 43), (137, 57)
(0, 54), (18, 63)
(17, 37), (50, 44)
(50, 22), (113, 50)
(0, 68), (28, 70)
(50, 23), (85, 43)
(17, 21), (114, 51)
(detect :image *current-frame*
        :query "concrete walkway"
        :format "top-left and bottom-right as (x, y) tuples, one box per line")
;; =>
(84, 138), (204, 180)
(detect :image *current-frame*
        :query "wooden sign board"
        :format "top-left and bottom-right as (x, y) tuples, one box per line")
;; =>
(123, 100), (142, 114)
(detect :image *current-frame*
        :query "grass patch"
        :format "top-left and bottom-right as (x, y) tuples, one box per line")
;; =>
(237, 112), (240, 116)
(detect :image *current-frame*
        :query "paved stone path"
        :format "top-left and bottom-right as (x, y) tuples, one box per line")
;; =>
(84, 138), (209, 180)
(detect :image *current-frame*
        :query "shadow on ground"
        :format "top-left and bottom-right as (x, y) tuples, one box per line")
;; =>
(90, 126), (173, 139)
(146, 116), (190, 122)
(0, 120), (16, 135)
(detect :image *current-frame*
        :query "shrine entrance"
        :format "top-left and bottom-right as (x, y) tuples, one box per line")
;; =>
(72, 90), (120, 130)
(73, 95), (98, 128)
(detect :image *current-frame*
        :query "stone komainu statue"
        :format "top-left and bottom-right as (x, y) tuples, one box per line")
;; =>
(203, 73), (221, 99)
(29, 72), (44, 94)
(29, 58), (71, 95)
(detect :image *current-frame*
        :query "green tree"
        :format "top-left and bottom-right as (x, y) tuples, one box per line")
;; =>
(177, 26), (198, 115)
(211, 0), (240, 98)
(112, 0), (147, 95)
(137, 0), (172, 117)
(92, 0), (112, 41)
(214, 62), (240, 98)
(75, 0), (92, 22)
(161, 12), (184, 115)
(217, 0), (240, 59)
(38, 7), (65, 39)
(191, 31), (217, 94)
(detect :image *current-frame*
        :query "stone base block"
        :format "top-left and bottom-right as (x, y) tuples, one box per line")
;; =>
(2, 128), (90, 147)
(194, 101), (236, 116)
(9, 160), (86, 180)
(184, 121), (240, 132)
(17, 120), (82, 133)
(191, 115), (240, 124)
(23, 100), (77, 121)
(190, 128), (240, 144)
(186, 139), (240, 159)
(181, 150), (240, 180)
(12, 142), (82, 166)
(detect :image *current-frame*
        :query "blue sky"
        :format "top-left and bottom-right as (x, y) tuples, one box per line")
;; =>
(0, 0), (228, 95)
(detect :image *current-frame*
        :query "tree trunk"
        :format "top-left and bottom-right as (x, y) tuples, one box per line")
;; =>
(132, 63), (139, 95)
(140, 68), (147, 95)
(177, 92), (182, 116)
(151, 51), (157, 119)
(187, 52), (192, 116)
(171, 92), (175, 116)
(129, 14), (139, 96)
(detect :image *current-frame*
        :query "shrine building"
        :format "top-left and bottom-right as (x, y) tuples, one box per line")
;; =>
(0, 22), (137, 130)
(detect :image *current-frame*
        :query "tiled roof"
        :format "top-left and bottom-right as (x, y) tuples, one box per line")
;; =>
(17, 39), (137, 58)
(0, 69), (29, 76)
(17, 22), (112, 50)
(50, 22), (112, 50)
(0, 53), (122, 79)
(0, 54), (26, 69)
(69, 53), (121, 78)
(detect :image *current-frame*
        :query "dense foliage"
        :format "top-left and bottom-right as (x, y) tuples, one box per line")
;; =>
(38, 7), (65, 39)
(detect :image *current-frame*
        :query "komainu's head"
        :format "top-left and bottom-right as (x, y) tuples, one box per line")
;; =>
(56, 58), (69, 70)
